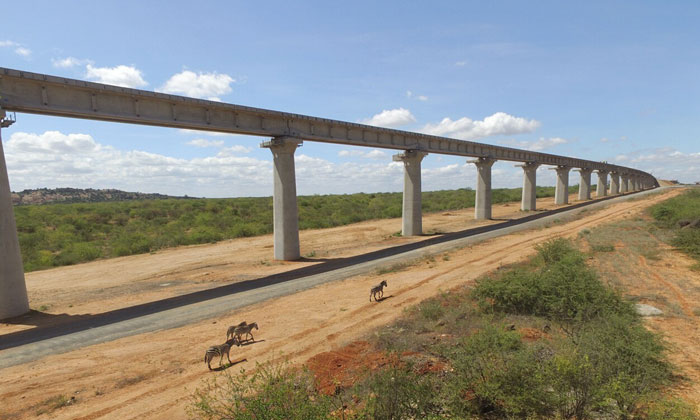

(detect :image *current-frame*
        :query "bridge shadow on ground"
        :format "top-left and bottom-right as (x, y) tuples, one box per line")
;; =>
(0, 193), (627, 350)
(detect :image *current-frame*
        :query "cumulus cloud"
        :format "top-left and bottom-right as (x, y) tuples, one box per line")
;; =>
(360, 108), (416, 128)
(338, 148), (388, 159)
(0, 40), (31, 57)
(5, 130), (270, 197)
(14, 47), (31, 57)
(217, 145), (253, 156)
(52, 57), (92, 68)
(159, 70), (234, 100)
(187, 138), (225, 148)
(421, 112), (540, 140)
(610, 147), (700, 183)
(498, 136), (569, 151)
(85, 64), (148, 88)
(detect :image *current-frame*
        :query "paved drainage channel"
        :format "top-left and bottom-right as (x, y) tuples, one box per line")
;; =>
(0, 188), (666, 368)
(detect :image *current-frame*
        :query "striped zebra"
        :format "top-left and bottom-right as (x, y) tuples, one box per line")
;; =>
(204, 339), (235, 370)
(232, 322), (258, 345)
(226, 321), (248, 342)
(369, 280), (387, 302)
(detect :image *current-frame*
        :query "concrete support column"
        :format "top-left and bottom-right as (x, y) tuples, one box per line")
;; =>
(262, 136), (302, 261)
(470, 157), (496, 220)
(596, 170), (608, 197)
(627, 176), (634, 192)
(393, 150), (427, 236)
(0, 120), (29, 319)
(517, 162), (540, 211)
(620, 174), (629, 193)
(552, 166), (571, 205)
(576, 168), (593, 201)
(610, 172), (620, 195)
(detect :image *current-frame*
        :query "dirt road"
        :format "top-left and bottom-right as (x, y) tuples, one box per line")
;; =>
(0, 188), (693, 419)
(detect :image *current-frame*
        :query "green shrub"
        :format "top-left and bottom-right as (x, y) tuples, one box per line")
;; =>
(189, 362), (332, 420)
(473, 239), (633, 333)
(646, 397), (699, 420)
(446, 324), (553, 418)
(418, 299), (445, 321)
(356, 363), (440, 420)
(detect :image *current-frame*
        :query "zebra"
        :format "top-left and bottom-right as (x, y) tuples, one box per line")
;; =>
(232, 322), (259, 345)
(369, 280), (388, 302)
(226, 321), (248, 342)
(204, 338), (236, 370)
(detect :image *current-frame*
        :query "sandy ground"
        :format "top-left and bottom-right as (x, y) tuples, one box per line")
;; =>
(0, 189), (696, 419)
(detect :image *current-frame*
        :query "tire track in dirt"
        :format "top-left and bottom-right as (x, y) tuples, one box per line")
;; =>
(637, 255), (693, 317)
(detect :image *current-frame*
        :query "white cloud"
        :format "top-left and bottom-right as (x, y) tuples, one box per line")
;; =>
(498, 136), (569, 151)
(217, 145), (252, 156)
(0, 40), (31, 57)
(14, 47), (31, 57)
(360, 108), (416, 128)
(365, 149), (388, 159)
(406, 90), (428, 101)
(52, 57), (91, 68)
(455, 61), (467, 66)
(85, 64), (148, 88)
(187, 138), (225, 148)
(610, 147), (700, 183)
(338, 148), (388, 159)
(5, 130), (270, 197)
(421, 112), (540, 140)
(159, 70), (234, 100)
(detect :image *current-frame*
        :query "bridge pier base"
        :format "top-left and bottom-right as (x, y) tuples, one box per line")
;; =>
(0, 122), (29, 320)
(610, 172), (620, 195)
(262, 136), (302, 261)
(470, 157), (496, 220)
(576, 168), (592, 201)
(393, 150), (427, 236)
(553, 166), (571, 205)
(596, 170), (608, 197)
(518, 162), (539, 211)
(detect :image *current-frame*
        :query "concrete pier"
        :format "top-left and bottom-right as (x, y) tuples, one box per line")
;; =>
(553, 166), (571, 205)
(470, 157), (496, 220)
(576, 168), (592, 201)
(393, 150), (427, 236)
(620, 174), (629, 193)
(517, 162), (540, 211)
(610, 172), (620, 195)
(0, 121), (29, 319)
(596, 170), (608, 197)
(262, 136), (302, 261)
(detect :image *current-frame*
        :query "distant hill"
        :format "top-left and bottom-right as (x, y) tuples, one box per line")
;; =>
(11, 188), (194, 205)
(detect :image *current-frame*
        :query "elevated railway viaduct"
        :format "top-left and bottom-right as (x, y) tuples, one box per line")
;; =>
(0, 68), (657, 319)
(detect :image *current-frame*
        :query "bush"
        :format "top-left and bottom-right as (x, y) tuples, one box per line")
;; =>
(472, 238), (633, 334)
(189, 362), (333, 420)
(357, 363), (440, 420)
(446, 324), (553, 418)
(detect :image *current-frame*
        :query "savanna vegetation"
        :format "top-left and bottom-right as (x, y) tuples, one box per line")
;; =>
(190, 238), (696, 419)
(15, 186), (570, 272)
(649, 188), (700, 269)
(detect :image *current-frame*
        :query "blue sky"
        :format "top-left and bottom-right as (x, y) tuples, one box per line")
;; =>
(2, 1), (699, 197)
